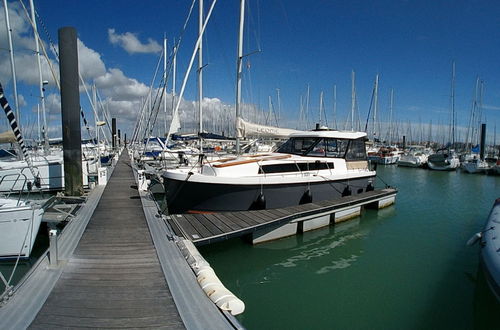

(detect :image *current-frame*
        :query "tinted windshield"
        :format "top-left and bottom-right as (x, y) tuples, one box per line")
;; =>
(277, 137), (366, 160)
(276, 137), (317, 155)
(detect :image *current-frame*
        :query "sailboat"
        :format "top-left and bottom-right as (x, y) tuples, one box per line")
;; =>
(0, 197), (44, 259)
(0, 83), (44, 259)
(428, 62), (460, 171)
(161, 1), (376, 214)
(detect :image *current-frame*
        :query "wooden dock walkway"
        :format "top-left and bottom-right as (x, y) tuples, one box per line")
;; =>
(30, 152), (184, 329)
(167, 188), (397, 246)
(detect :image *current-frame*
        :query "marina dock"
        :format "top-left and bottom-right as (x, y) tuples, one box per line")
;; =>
(1, 151), (240, 329)
(29, 151), (184, 329)
(167, 188), (397, 245)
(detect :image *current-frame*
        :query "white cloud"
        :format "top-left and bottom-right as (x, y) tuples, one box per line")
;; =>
(94, 68), (150, 101)
(18, 93), (26, 107)
(78, 40), (106, 81)
(0, 5), (244, 138)
(108, 28), (162, 54)
(45, 93), (61, 114)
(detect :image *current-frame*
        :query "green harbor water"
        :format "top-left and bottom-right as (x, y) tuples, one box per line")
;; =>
(199, 166), (500, 330)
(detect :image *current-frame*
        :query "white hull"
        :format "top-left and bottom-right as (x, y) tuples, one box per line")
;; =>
(480, 199), (500, 300)
(398, 153), (428, 168)
(378, 155), (400, 165)
(0, 200), (44, 259)
(0, 157), (92, 192)
(397, 160), (421, 167)
(428, 151), (460, 171)
(462, 160), (489, 174)
(162, 130), (375, 213)
(427, 160), (460, 171)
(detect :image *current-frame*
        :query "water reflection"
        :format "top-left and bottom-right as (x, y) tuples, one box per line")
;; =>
(201, 166), (500, 330)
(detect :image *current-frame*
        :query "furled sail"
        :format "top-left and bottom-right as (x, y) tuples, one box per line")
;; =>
(0, 130), (16, 143)
(236, 117), (304, 138)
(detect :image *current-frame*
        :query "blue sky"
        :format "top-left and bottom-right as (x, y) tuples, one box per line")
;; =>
(1, 0), (500, 142)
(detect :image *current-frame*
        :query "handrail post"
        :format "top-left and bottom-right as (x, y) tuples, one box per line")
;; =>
(49, 229), (58, 267)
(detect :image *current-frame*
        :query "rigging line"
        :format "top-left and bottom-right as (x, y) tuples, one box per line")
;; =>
(322, 94), (329, 128)
(19, 1), (61, 89)
(143, 80), (169, 148)
(140, 50), (166, 147)
(168, 0), (197, 75)
(95, 90), (111, 134)
(142, 60), (172, 140)
(0, 82), (39, 180)
(364, 84), (376, 133)
(136, 0), (197, 144)
(34, 6), (58, 58)
(167, 0), (218, 146)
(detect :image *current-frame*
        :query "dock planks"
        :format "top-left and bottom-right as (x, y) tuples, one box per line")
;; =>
(30, 152), (184, 329)
(167, 188), (397, 246)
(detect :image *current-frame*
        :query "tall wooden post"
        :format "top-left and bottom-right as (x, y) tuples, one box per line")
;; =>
(112, 117), (116, 149)
(59, 27), (83, 196)
(480, 123), (486, 161)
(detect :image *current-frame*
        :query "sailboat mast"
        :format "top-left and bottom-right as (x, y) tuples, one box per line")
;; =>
(351, 70), (355, 131)
(276, 88), (281, 126)
(333, 84), (337, 129)
(267, 95), (272, 126)
(319, 91), (324, 126)
(389, 88), (394, 145)
(306, 84), (310, 129)
(172, 42), (177, 120)
(235, 0), (245, 154)
(3, 0), (20, 125)
(29, 0), (50, 153)
(451, 61), (456, 147)
(373, 74), (379, 140)
(162, 36), (166, 136)
(198, 0), (204, 151)
(92, 84), (98, 145)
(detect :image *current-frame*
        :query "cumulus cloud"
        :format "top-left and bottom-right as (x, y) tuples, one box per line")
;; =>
(45, 93), (61, 114)
(78, 40), (106, 80)
(108, 28), (162, 54)
(0, 5), (250, 139)
(94, 68), (150, 101)
(18, 93), (26, 107)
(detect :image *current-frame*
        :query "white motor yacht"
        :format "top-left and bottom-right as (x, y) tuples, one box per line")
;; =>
(428, 148), (460, 171)
(398, 146), (430, 168)
(162, 130), (376, 214)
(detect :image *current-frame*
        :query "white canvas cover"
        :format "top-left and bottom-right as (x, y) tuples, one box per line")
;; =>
(236, 117), (303, 138)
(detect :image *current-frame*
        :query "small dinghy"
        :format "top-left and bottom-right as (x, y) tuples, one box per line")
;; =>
(477, 198), (500, 300)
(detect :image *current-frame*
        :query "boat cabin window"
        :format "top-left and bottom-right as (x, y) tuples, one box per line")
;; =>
(258, 162), (335, 174)
(277, 137), (366, 160)
(276, 137), (317, 155)
(345, 138), (367, 160)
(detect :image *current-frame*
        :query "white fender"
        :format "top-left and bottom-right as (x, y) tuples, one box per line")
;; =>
(177, 239), (245, 315)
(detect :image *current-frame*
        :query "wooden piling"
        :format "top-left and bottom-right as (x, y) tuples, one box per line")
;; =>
(59, 27), (83, 196)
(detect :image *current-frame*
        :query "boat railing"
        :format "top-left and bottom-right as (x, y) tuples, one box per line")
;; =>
(0, 173), (32, 204)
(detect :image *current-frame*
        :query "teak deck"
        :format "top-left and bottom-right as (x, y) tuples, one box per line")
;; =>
(30, 152), (184, 329)
(167, 188), (397, 246)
